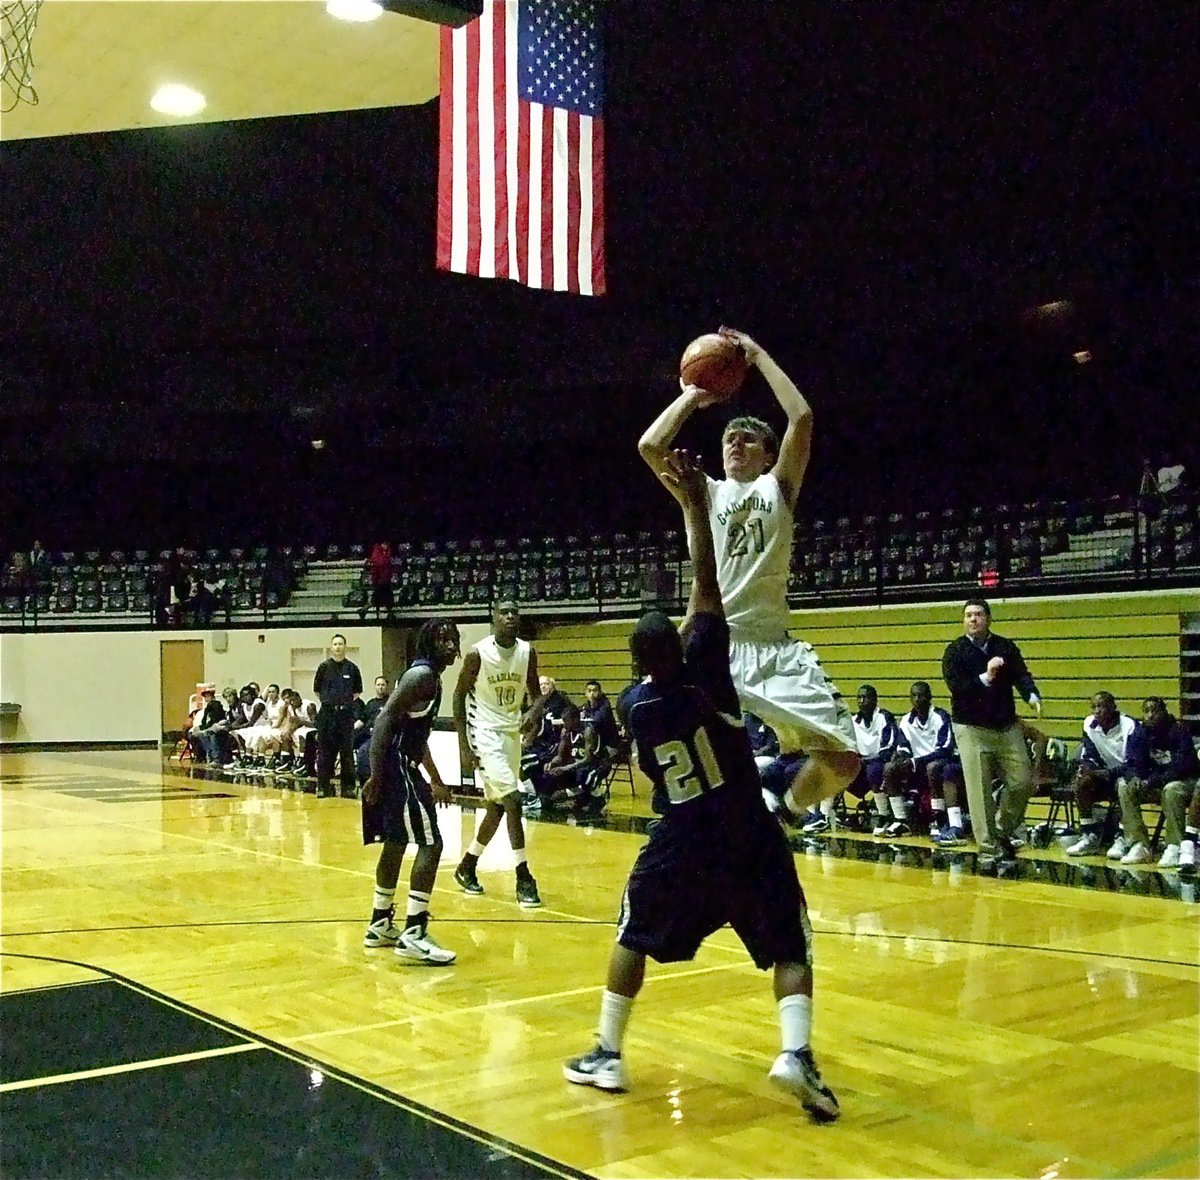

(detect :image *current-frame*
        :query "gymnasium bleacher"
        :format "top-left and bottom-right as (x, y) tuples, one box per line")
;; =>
(3, 489), (1197, 631)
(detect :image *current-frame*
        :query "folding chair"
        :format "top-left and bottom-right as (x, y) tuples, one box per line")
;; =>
(600, 744), (636, 799)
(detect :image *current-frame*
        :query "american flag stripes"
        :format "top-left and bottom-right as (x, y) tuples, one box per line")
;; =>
(436, 0), (606, 296)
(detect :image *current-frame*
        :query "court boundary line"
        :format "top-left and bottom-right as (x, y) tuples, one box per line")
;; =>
(3, 919), (1195, 971)
(0, 1042), (262, 1093)
(0, 951), (595, 1180)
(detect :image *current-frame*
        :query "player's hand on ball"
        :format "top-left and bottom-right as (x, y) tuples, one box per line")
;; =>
(678, 378), (724, 408)
(717, 326), (762, 365)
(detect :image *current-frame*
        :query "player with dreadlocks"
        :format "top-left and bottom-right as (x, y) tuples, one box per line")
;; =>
(361, 618), (462, 965)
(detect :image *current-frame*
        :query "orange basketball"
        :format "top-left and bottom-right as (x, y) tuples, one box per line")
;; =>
(679, 333), (749, 398)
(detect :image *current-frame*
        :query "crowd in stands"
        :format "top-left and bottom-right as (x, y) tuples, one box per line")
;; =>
(5, 483), (1199, 629)
(743, 684), (1198, 874)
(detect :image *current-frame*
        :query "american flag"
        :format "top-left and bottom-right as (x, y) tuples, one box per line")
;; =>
(437, 0), (606, 296)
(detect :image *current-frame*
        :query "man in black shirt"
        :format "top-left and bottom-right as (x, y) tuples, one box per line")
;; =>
(313, 633), (363, 798)
(354, 675), (392, 786)
(942, 598), (1042, 855)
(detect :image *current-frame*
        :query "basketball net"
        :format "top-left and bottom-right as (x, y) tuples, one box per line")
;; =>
(1, 0), (44, 112)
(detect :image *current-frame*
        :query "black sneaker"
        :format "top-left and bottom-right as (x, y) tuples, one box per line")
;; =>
(516, 874), (542, 909)
(454, 864), (484, 895)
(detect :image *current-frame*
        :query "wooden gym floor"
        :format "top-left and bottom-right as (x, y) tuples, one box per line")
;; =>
(1, 745), (1197, 1179)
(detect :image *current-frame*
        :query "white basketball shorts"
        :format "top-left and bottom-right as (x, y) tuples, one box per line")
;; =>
(470, 725), (522, 802)
(729, 636), (857, 754)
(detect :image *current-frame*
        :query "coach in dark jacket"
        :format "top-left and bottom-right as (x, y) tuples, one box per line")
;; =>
(313, 633), (363, 797)
(942, 597), (1042, 852)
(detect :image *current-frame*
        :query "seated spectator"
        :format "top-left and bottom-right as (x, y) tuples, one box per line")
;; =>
(240, 683), (288, 769)
(520, 675), (572, 800)
(1111, 696), (1200, 866)
(582, 680), (623, 757)
(540, 706), (608, 815)
(820, 684), (897, 837)
(744, 711), (781, 772)
(759, 750), (808, 817)
(1065, 692), (1137, 856)
(4, 550), (32, 599)
(289, 693), (319, 780)
(354, 675), (393, 785)
(887, 681), (968, 846)
(188, 684), (226, 764)
(204, 687), (242, 767)
(186, 571), (228, 626)
(224, 685), (266, 771)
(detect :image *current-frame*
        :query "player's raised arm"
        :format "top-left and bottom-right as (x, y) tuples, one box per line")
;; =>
(719, 327), (813, 509)
(638, 383), (724, 495)
(660, 449), (722, 624)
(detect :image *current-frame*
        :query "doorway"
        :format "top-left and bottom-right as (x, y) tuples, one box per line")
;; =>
(160, 639), (205, 738)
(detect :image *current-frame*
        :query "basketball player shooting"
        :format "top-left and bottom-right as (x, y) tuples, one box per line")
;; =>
(638, 327), (860, 819)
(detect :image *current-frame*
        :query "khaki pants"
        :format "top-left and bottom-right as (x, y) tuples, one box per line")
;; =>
(1120, 777), (1195, 847)
(952, 721), (1033, 845)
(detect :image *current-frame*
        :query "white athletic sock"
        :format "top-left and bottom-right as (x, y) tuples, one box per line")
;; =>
(467, 840), (486, 858)
(932, 798), (947, 816)
(513, 848), (528, 867)
(874, 793), (891, 818)
(406, 889), (431, 921)
(371, 886), (396, 914)
(819, 796), (836, 817)
(598, 989), (634, 1054)
(778, 993), (812, 1053)
(947, 806), (964, 829)
(889, 795), (909, 820)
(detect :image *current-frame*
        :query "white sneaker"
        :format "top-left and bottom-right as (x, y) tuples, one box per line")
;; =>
(1106, 835), (1128, 861)
(1179, 842), (1197, 872)
(395, 924), (456, 965)
(563, 1044), (627, 1091)
(1066, 831), (1103, 856)
(1157, 844), (1181, 868)
(1119, 841), (1152, 866)
(768, 1048), (840, 1122)
(872, 817), (892, 836)
(363, 912), (399, 948)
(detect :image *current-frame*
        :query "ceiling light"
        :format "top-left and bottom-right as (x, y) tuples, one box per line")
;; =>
(150, 84), (206, 118)
(326, 0), (383, 21)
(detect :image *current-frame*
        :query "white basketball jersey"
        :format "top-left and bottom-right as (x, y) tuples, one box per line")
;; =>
(707, 472), (793, 640)
(469, 635), (531, 733)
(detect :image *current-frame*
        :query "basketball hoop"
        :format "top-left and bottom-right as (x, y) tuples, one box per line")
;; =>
(2, 0), (44, 112)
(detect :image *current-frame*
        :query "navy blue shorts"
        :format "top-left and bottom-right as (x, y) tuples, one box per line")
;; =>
(362, 760), (441, 848)
(616, 787), (812, 970)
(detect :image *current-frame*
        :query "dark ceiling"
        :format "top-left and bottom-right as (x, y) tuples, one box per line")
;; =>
(3, 1), (1196, 546)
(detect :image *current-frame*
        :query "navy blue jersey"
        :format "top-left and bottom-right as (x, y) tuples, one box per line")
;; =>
(395, 659), (442, 763)
(624, 613), (758, 811)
